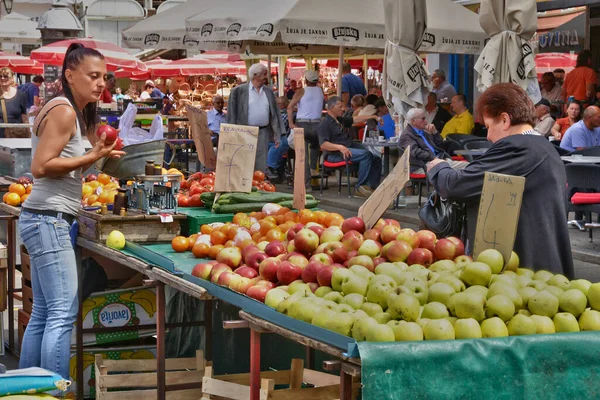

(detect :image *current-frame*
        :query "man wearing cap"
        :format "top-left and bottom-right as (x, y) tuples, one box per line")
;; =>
(288, 70), (325, 186)
(534, 98), (555, 137)
(145, 80), (165, 99)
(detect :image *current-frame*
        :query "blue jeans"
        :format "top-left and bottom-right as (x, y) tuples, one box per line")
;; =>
(328, 144), (382, 189)
(18, 211), (78, 380)
(267, 136), (289, 169)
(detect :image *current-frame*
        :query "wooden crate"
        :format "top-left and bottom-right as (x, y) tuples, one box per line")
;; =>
(201, 358), (343, 400)
(95, 349), (205, 400)
(77, 209), (187, 243)
(20, 244), (31, 282)
(18, 308), (30, 350)
(0, 244), (7, 312)
(21, 278), (33, 315)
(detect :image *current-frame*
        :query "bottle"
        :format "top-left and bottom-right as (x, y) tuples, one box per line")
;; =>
(113, 188), (128, 216)
(154, 164), (162, 175)
(145, 160), (155, 175)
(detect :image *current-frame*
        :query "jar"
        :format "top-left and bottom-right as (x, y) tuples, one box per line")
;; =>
(154, 164), (162, 175)
(145, 160), (155, 175)
(113, 188), (128, 216)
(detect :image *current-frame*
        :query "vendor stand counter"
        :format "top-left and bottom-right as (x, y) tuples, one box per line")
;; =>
(0, 138), (92, 178)
(177, 207), (234, 235)
(0, 202), (19, 357)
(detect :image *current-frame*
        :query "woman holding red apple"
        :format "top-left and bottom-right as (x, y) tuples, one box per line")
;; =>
(19, 43), (125, 380)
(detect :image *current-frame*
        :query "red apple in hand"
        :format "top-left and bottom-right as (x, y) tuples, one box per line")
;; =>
(113, 137), (124, 150)
(96, 125), (119, 144)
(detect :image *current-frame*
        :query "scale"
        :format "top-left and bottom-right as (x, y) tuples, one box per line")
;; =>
(127, 174), (180, 214)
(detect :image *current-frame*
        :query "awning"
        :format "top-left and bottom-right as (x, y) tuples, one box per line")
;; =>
(537, 12), (585, 53)
(0, 12), (41, 44)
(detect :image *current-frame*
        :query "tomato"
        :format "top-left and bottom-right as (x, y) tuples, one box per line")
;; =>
(9, 183), (26, 196)
(189, 185), (206, 196)
(199, 177), (215, 186)
(171, 236), (190, 252)
(188, 194), (203, 207)
(203, 184), (214, 192)
(253, 171), (265, 182)
(180, 179), (189, 190)
(262, 183), (275, 192)
(204, 171), (215, 178)
(252, 180), (261, 187)
(177, 194), (190, 207)
(188, 172), (203, 182)
(192, 242), (210, 258)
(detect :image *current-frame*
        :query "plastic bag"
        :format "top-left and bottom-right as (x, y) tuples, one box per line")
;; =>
(287, 129), (295, 149)
(0, 367), (69, 396)
(119, 103), (164, 146)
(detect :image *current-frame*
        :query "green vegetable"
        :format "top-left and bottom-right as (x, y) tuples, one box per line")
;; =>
(215, 191), (294, 205)
(278, 199), (319, 209)
(213, 202), (270, 213)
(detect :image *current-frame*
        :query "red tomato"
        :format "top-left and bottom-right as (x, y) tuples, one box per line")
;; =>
(113, 137), (124, 150)
(188, 172), (203, 182)
(252, 180), (261, 187)
(177, 195), (190, 207)
(189, 194), (203, 207)
(203, 184), (214, 192)
(189, 185), (205, 196)
(199, 177), (215, 186)
(180, 179), (189, 190)
(204, 171), (215, 178)
(253, 171), (265, 182)
(263, 183), (276, 192)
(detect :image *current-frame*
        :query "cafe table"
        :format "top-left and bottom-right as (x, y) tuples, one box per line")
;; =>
(561, 156), (600, 164)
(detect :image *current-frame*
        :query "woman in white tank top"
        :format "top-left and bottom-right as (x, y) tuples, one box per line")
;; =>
(19, 43), (124, 381)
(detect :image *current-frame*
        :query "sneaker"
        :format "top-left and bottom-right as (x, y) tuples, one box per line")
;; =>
(354, 186), (371, 198)
(265, 167), (279, 179)
(568, 220), (586, 231)
(358, 185), (373, 194)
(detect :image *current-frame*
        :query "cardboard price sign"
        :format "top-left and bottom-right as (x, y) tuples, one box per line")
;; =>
(473, 172), (525, 266)
(293, 128), (306, 210)
(186, 105), (216, 170)
(214, 123), (259, 193)
(358, 146), (411, 229)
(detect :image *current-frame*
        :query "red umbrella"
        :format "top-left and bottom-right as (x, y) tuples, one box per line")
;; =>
(149, 54), (247, 77)
(115, 58), (169, 80)
(535, 52), (576, 78)
(30, 38), (146, 72)
(325, 58), (384, 71)
(0, 52), (43, 75)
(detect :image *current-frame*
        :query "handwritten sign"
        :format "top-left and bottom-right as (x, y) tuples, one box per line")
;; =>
(292, 129), (306, 210)
(358, 146), (411, 229)
(186, 105), (216, 170)
(473, 172), (525, 268)
(214, 123), (259, 193)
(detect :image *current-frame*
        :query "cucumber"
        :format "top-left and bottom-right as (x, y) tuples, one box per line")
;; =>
(216, 191), (294, 205)
(213, 202), (270, 214)
(278, 199), (319, 209)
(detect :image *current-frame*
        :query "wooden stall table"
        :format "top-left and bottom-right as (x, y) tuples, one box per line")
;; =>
(0, 202), (21, 355)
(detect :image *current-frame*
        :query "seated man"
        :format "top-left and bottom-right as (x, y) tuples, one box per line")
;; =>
(424, 92), (452, 134)
(441, 93), (475, 138)
(266, 96), (291, 182)
(207, 95), (226, 147)
(398, 108), (444, 173)
(534, 98), (555, 137)
(560, 105), (600, 152)
(318, 96), (382, 198)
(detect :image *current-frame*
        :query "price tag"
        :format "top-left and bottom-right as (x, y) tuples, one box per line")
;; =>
(292, 128), (306, 210)
(158, 213), (174, 223)
(214, 123), (259, 193)
(473, 172), (525, 266)
(358, 146), (411, 229)
(186, 105), (217, 170)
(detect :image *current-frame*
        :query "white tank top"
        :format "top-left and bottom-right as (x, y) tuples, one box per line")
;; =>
(296, 86), (324, 120)
(24, 97), (85, 216)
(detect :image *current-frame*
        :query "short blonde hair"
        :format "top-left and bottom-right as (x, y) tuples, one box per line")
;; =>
(0, 67), (14, 77)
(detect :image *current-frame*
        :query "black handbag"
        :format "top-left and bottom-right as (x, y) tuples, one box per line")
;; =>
(418, 191), (466, 239)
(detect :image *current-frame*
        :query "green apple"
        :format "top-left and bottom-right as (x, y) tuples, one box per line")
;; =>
(505, 251), (519, 272)
(460, 262), (492, 287)
(558, 289), (588, 317)
(428, 272), (441, 286)
(423, 319), (455, 340)
(518, 309), (531, 316)
(353, 309), (368, 320)
(436, 273), (466, 293)
(476, 249), (504, 274)
(518, 287), (538, 309)
(452, 292), (486, 321)
(324, 312), (355, 336)
(532, 270), (554, 283)
(288, 281), (312, 296)
(323, 291), (344, 304)
(486, 295), (516, 322)
(579, 309), (600, 331)
(387, 320), (423, 341)
(427, 282), (456, 306)
(264, 288), (290, 309)
(489, 274), (514, 287)
(480, 317), (509, 337)
(289, 298), (322, 323)
(336, 304), (355, 314)
(446, 316), (458, 326)
(429, 260), (457, 274)
(400, 277), (428, 305)
(527, 280), (548, 291)
(553, 312), (580, 332)
(515, 275), (532, 288)
(421, 302), (450, 319)
(106, 230), (126, 250)
(331, 268), (354, 292)
(277, 291), (310, 314)
(416, 318), (430, 329)
(365, 323), (396, 342)
(507, 314), (537, 336)
(545, 285), (564, 298)
(342, 293), (366, 310)
(454, 318), (482, 339)
(366, 275), (397, 309)
(393, 261), (409, 271)
(528, 290), (558, 318)
(351, 316), (376, 341)
(516, 268), (535, 278)
(373, 312), (393, 324)
(530, 315), (556, 334)
(349, 265), (375, 282)
(315, 286), (333, 298)
(341, 274), (368, 297)
(465, 285), (488, 298)
(387, 292), (420, 322)
(374, 263), (406, 285)
(568, 279), (592, 297)
(322, 300), (338, 310)
(361, 302), (384, 317)
(587, 283), (600, 311)
(547, 274), (570, 290)
(487, 282), (523, 309)
(312, 309), (336, 329)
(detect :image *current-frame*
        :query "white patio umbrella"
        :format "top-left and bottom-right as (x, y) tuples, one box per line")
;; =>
(474, 0), (540, 102)
(382, 0), (430, 116)
(0, 12), (41, 44)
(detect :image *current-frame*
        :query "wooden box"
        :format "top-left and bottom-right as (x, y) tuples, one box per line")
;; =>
(201, 358), (342, 400)
(18, 308), (30, 350)
(77, 209), (186, 243)
(20, 244), (31, 282)
(94, 349), (205, 400)
(0, 244), (7, 312)
(21, 278), (33, 315)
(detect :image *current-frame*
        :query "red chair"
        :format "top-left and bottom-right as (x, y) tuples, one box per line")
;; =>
(566, 164), (600, 242)
(409, 172), (429, 207)
(320, 151), (353, 198)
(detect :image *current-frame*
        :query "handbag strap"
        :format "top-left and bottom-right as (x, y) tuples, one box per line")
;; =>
(0, 98), (7, 124)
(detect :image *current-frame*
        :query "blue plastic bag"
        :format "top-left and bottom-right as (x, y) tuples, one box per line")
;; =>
(0, 368), (69, 396)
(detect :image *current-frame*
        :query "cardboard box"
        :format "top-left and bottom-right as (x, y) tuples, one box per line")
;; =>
(73, 286), (157, 346)
(68, 345), (157, 398)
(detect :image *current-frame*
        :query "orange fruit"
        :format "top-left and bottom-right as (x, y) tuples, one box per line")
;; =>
(328, 214), (344, 227)
(208, 244), (224, 259)
(26, 185), (32, 194)
(227, 226), (238, 240)
(238, 239), (255, 250)
(171, 236), (189, 252)
(2, 193), (8, 203)
(263, 216), (277, 224)
(200, 224), (213, 235)
(259, 221), (277, 236)
(299, 209), (316, 224)
(9, 183), (26, 196)
(88, 181), (101, 189)
(97, 173), (111, 185)
(188, 234), (199, 250)
(90, 201), (102, 207)
(106, 191), (117, 204)
(314, 211), (328, 226)
(224, 240), (235, 248)
(252, 232), (262, 242)
(266, 229), (284, 242)
(254, 212), (266, 221)
(232, 212), (247, 225)
(161, 168), (168, 175)
(276, 207), (291, 216)
(20, 194), (29, 203)
(210, 230), (227, 246)
(284, 211), (297, 222)
(84, 194), (98, 205)
(219, 224), (231, 235)
(97, 191), (109, 203)
(192, 242), (210, 258)
(5, 192), (20, 206)
(82, 184), (93, 197)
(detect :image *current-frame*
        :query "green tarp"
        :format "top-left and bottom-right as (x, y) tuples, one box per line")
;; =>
(358, 332), (600, 399)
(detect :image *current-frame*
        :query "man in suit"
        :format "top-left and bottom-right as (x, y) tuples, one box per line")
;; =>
(227, 63), (284, 172)
(398, 108), (444, 173)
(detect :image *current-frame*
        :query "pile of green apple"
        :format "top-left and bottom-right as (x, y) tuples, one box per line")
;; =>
(265, 248), (600, 342)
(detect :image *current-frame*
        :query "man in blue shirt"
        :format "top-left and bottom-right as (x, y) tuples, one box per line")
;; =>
(341, 62), (367, 107)
(207, 95), (226, 147)
(374, 98), (396, 139)
(560, 105), (600, 152)
(18, 75), (43, 113)
(398, 108), (444, 173)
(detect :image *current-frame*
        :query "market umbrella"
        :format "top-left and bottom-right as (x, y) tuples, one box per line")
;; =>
(382, 0), (430, 116)
(0, 12), (41, 44)
(114, 58), (169, 80)
(148, 54), (248, 77)
(474, 0), (540, 102)
(0, 52), (43, 75)
(30, 38), (146, 72)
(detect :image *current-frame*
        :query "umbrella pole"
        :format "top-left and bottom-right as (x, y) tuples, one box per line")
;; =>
(278, 56), (287, 97)
(363, 54), (368, 88)
(267, 54), (272, 86)
(337, 46), (344, 97)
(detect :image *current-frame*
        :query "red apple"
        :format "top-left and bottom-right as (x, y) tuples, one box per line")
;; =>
(246, 252), (268, 271)
(286, 223), (305, 241)
(320, 242), (348, 264)
(341, 217), (366, 234)
(407, 248), (433, 266)
(396, 229), (420, 249)
(287, 253), (309, 269)
(246, 285), (270, 302)
(301, 260), (325, 283)
(229, 275), (253, 293)
(294, 229), (320, 255)
(307, 282), (319, 293)
(380, 225), (401, 244)
(191, 263), (213, 280)
(341, 230), (364, 251)
(386, 241), (413, 262)
(235, 265), (259, 279)
(251, 278), (276, 290)
(320, 226), (344, 243)
(216, 247), (242, 268)
(447, 236), (465, 257)
(373, 257), (386, 267)
(287, 240), (296, 254)
(347, 250), (359, 259)
(114, 137), (124, 150)
(363, 228), (381, 242)
(207, 260), (219, 265)
(96, 125), (118, 144)
(316, 265), (339, 287)
(259, 257), (281, 283)
(265, 241), (286, 257)
(217, 271), (235, 286)
(373, 218), (388, 230)
(307, 224), (325, 238)
(348, 255), (375, 272)
(277, 261), (302, 285)
(210, 264), (232, 283)
(434, 238), (457, 260)
(416, 230), (437, 252)
(85, 173), (98, 182)
(310, 253), (333, 265)
(385, 219), (401, 227)
(242, 245), (260, 262)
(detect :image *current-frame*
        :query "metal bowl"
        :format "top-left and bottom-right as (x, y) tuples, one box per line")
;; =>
(97, 139), (173, 180)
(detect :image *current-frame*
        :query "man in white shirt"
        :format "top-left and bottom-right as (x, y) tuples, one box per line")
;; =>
(539, 72), (562, 103)
(207, 95), (226, 147)
(534, 98), (555, 137)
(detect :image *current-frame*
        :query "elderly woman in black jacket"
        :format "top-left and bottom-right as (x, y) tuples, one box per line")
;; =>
(426, 83), (573, 278)
(398, 107), (444, 173)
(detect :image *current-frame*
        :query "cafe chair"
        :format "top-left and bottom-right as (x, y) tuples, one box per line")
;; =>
(461, 140), (492, 162)
(320, 151), (352, 198)
(444, 134), (481, 156)
(565, 164), (600, 242)
(570, 146), (600, 157)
